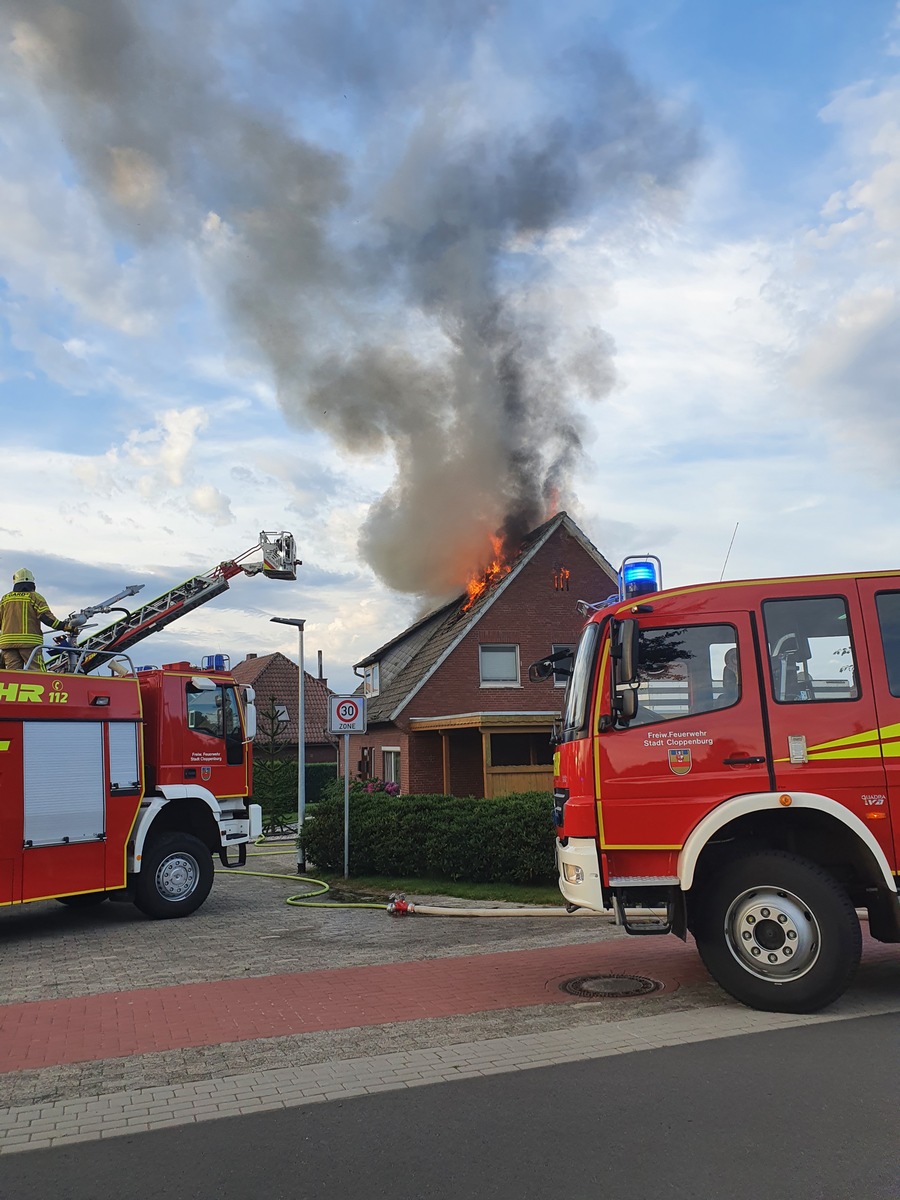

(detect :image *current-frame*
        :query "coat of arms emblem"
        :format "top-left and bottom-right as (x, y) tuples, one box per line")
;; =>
(668, 748), (692, 775)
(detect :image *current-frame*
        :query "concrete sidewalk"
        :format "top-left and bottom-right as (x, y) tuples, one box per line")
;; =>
(3, 992), (900, 1156)
(2, 861), (898, 1158)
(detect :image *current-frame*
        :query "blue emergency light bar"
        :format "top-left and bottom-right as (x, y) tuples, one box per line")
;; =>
(618, 556), (662, 601)
(201, 654), (230, 671)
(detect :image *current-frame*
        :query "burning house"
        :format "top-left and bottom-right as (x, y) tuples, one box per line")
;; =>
(346, 512), (616, 798)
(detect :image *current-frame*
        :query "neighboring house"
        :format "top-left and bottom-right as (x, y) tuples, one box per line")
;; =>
(346, 512), (618, 798)
(232, 652), (337, 764)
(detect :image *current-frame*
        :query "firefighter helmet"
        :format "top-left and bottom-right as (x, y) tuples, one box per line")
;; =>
(12, 568), (34, 584)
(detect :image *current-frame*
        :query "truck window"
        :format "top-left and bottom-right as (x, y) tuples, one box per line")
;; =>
(561, 622), (601, 737)
(187, 687), (223, 736)
(187, 685), (244, 765)
(222, 686), (243, 765)
(874, 592), (900, 696)
(762, 596), (858, 702)
(629, 624), (738, 727)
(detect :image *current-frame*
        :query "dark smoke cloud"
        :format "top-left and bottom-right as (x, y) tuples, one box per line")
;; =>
(3, 0), (700, 595)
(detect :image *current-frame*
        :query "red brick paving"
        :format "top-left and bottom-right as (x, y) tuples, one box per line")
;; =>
(0, 938), (707, 1073)
(0, 933), (895, 1074)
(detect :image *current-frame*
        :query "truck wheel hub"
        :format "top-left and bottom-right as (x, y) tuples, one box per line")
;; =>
(156, 853), (199, 901)
(725, 887), (819, 980)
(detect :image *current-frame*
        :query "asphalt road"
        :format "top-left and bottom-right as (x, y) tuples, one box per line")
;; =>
(6, 1013), (899, 1200)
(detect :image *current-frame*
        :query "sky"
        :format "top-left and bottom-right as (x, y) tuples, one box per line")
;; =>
(1, 0), (899, 693)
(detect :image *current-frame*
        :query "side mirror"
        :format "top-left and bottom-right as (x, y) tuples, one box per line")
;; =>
(610, 618), (639, 726)
(528, 649), (573, 683)
(528, 659), (554, 682)
(616, 688), (638, 724)
(242, 687), (257, 740)
(613, 619), (639, 685)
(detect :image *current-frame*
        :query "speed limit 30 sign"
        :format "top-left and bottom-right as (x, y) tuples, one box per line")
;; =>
(329, 695), (367, 734)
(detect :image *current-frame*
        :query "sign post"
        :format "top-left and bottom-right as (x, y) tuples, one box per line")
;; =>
(270, 617), (306, 873)
(328, 695), (367, 878)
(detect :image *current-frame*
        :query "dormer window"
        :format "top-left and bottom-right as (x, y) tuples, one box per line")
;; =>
(364, 663), (380, 698)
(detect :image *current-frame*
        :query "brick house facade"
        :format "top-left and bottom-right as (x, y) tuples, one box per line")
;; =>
(343, 513), (617, 798)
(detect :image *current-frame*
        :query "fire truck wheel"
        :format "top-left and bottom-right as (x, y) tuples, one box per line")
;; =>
(133, 833), (214, 919)
(57, 892), (109, 907)
(693, 850), (861, 1014)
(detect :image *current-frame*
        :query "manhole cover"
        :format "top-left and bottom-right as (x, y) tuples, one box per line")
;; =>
(561, 974), (663, 999)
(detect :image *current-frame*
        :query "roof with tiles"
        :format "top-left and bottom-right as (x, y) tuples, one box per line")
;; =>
(231, 651), (334, 746)
(354, 512), (616, 724)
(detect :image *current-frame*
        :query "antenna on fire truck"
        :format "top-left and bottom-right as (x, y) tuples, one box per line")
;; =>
(719, 522), (740, 582)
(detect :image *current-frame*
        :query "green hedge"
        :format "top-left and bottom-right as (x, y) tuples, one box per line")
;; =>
(305, 762), (338, 804)
(253, 760), (338, 834)
(301, 782), (556, 884)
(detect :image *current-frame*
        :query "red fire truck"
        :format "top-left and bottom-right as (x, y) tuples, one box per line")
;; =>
(534, 558), (900, 1013)
(0, 532), (298, 919)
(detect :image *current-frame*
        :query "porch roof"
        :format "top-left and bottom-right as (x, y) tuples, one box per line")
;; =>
(409, 710), (559, 732)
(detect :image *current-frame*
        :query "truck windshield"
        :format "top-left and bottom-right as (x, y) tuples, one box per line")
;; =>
(562, 621), (601, 737)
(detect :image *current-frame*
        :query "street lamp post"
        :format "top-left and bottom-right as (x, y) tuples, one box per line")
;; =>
(271, 617), (306, 873)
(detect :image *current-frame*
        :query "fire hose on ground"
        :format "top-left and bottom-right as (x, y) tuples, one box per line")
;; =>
(216, 844), (666, 922)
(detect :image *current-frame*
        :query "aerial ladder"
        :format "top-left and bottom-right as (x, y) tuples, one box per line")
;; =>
(45, 531), (299, 674)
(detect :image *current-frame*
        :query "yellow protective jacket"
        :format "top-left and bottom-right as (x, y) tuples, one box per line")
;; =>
(0, 589), (65, 648)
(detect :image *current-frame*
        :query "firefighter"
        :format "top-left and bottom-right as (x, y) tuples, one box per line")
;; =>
(0, 568), (72, 671)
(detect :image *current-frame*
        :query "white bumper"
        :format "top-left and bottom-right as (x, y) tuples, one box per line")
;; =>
(556, 837), (607, 911)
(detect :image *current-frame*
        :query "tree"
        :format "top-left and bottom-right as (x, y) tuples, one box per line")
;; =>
(252, 697), (296, 835)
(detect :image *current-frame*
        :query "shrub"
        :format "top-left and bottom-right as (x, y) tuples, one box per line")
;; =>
(305, 762), (338, 804)
(301, 783), (556, 884)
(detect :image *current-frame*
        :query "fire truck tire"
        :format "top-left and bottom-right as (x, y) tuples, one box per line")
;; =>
(133, 833), (214, 919)
(57, 892), (109, 907)
(693, 850), (861, 1014)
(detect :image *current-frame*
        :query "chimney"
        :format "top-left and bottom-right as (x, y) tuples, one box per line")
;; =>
(246, 653), (257, 660)
(317, 650), (323, 679)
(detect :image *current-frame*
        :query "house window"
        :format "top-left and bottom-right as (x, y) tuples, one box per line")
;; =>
(479, 644), (520, 687)
(363, 664), (380, 698)
(382, 748), (401, 787)
(490, 733), (553, 766)
(551, 643), (575, 688)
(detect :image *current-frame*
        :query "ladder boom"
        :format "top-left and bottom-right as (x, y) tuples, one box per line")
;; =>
(44, 532), (298, 673)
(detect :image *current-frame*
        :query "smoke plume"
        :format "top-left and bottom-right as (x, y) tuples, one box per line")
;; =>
(3, 0), (699, 595)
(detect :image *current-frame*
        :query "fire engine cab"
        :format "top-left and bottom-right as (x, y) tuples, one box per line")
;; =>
(0, 658), (261, 917)
(533, 558), (900, 1013)
(0, 530), (298, 920)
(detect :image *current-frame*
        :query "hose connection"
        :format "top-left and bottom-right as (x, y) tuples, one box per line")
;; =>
(387, 893), (413, 915)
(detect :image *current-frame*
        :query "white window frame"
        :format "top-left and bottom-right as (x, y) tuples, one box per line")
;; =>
(364, 664), (380, 698)
(551, 643), (576, 688)
(479, 643), (521, 688)
(382, 748), (401, 786)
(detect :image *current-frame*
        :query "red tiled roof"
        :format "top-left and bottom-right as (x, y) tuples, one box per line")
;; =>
(232, 652), (334, 746)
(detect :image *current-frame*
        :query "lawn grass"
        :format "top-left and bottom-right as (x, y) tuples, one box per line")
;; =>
(315, 872), (563, 906)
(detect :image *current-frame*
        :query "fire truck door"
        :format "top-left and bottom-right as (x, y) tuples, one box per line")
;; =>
(598, 612), (771, 854)
(184, 683), (247, 799)
(853, 581), (900, 872)
(761, 587), (894, 869)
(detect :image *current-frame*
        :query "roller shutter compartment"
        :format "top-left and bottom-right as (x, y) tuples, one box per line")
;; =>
(23, 721), (105, 847)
